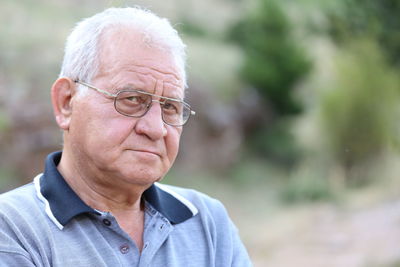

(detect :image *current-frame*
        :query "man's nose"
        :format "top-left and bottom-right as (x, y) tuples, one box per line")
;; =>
(134, 101), (167, 140)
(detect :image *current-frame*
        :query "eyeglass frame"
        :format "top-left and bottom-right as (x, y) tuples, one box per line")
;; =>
(74, 80), (195, 127)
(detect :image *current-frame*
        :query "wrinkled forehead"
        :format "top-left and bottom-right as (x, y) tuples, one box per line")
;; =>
(119, 70), (185, 99)
(97, 27), (185, 98)
(99, 26), (184, 88)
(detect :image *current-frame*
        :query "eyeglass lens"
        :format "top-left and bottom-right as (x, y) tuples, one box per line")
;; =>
(115, 91), (189, 126)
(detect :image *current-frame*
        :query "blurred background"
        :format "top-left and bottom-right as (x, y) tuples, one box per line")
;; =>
(1, 0), (400, 266)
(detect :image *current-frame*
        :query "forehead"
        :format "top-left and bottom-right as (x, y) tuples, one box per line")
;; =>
(117, 70), (184, 99)
(96, 26), (184, 97)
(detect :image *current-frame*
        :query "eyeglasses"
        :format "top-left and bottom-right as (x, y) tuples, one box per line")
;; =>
(75, 80), (195, 127)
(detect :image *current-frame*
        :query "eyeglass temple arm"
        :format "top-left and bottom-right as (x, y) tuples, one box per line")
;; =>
(74, 80), (117, 97)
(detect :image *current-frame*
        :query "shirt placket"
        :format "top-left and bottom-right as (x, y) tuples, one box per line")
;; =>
(139, 208), (174, 267)
(96, 211), (141, 266)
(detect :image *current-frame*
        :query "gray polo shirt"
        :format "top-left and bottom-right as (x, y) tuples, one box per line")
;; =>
(0, 152), (252, 266)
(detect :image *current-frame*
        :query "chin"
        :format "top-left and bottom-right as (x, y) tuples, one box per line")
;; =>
(121, 169), (165, 186)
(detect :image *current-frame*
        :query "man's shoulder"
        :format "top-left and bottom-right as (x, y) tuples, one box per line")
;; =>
(0, 182), (38, 215)
(154, 183), (228, 218)
(0, 182), (36, 202)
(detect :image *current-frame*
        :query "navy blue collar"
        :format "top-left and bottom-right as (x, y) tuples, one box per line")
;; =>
(38, 151), (197, 228)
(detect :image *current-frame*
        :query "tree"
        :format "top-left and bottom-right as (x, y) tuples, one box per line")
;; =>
(229, 0), (311, 162)
(326, 0), (400, 68)
(320, 40), (400, 183)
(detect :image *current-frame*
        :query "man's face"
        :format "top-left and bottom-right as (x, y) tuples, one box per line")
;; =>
(67, 27), (184, 187)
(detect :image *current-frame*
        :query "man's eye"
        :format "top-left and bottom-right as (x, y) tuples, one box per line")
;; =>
(127, 96), (139, 103)
(126, 95), (146, 104)
(163, 101), (181, 113)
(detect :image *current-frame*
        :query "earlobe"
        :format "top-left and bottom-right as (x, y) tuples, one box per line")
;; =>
(51, 78), (76, 130)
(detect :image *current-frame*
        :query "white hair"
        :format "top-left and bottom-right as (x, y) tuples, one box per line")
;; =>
(59, 7), (187, 88)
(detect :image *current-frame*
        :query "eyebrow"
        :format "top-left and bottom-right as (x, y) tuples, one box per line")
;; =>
(118, 83), (184, 102)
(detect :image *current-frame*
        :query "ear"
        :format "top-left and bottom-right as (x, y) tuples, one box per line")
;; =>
(51, 77), (77, 130)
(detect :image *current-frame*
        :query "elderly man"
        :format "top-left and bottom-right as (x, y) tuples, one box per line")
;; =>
(0, 7), (251, 267)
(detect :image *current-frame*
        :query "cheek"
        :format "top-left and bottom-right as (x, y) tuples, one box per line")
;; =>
(91, 118), (134, 153)
(71, 103), (133, 153)
(103, 118), (132, 140)
(165, 128), (182, 162)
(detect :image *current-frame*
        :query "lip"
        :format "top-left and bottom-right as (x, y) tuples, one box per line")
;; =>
(130, 149), (162, 157)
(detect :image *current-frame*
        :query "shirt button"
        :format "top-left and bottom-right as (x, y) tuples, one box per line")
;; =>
(103, 219), (111, 226)
(120, 244), (130, 254)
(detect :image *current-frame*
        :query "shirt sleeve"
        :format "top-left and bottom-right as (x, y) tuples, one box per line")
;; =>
(229, 220), (253, 267)
(207, 197), (253, 267)
(154, 185), (254, 266)
(0, 251), (37, 267)
(0, 210), (38, 267)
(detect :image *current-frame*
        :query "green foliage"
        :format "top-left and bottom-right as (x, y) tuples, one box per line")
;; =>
(229, 0), (311, 116)
(280, 174), (333, 203)
(0, 113), (10, 132)
(177, 20), (208, 37)
(365, 259), (400, 267)
(248, 121), (301, 166)
(326, 0), (400, 67)
(228, 0), (311, 164)
(279, 157), (334, 203)
(319, 40), (400, 175)
(0, 168), (18, 193)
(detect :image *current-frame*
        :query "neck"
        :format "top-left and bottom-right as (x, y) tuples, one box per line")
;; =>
(57, 146), (147, 214)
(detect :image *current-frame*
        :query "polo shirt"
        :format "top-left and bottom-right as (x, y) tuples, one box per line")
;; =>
(0, 152), (252, 266)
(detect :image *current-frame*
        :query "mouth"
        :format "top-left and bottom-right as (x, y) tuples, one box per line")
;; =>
(130, 149), (161, 157)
